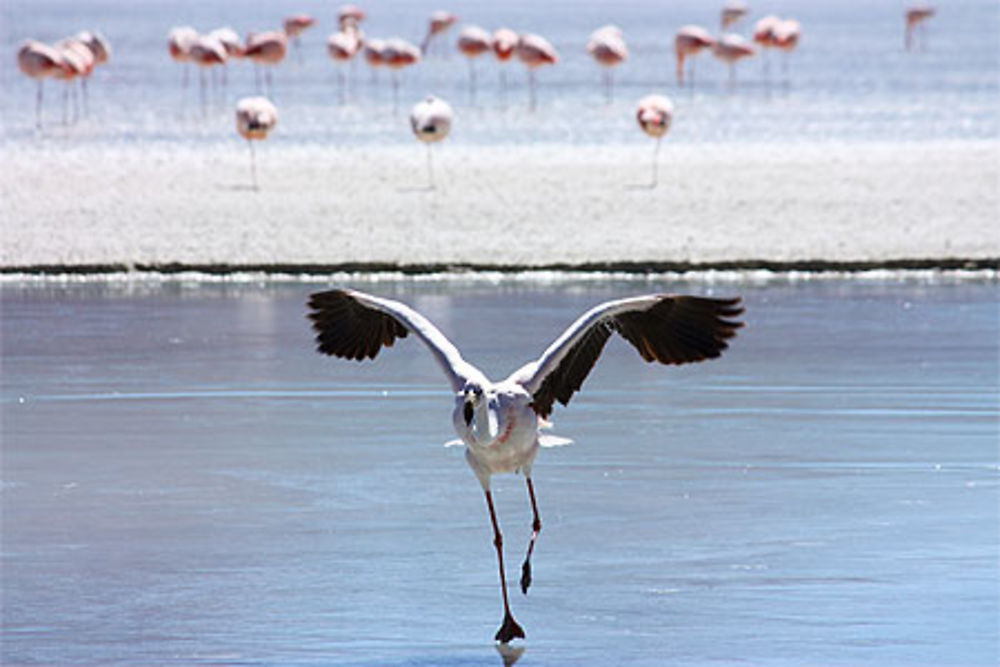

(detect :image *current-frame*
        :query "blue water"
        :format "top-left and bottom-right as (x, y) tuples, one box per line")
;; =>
(2, 276), (997, 665)
(2, 0), (997, 145)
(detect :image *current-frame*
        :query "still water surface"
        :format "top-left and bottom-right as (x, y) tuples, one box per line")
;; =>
(2, 277), (997, 665)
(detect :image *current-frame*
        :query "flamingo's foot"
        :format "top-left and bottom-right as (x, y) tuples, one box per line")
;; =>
(520, 559), (532, 595)
(495, 611), (526, 644)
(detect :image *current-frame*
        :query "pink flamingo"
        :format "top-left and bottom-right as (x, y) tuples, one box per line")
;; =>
(410, 95), (454, 189)
(712, 33), (755, 88)
(363, 37), (387, 84)
(245, 30), (288, 95)
(587, 25), (627, 103)
(235, 96), (278, 190)
(753, 15), (780, 79)
(383, 38), (421, 111)
(53, 38), (94, 124)
(338, 5), (366, 29)
(772, 19), (801, 80)
(189, 34), (228, 112)
(457, 25), (492, 101)
(636, 94), (673, 188)
(674, 25), (715, 87)
(721, 1), (750, 30)
(283, 14), (316, 63)
(327, 29), (361, 102)
(905, 5), (935, 51)
(421, 10), (459, 56)
(17, 40), (70, 128)
(167, 26), (199, 90)
(492, 28), (518, 103)
(208, 27), (244, 93)
(515, 33), (558, 111)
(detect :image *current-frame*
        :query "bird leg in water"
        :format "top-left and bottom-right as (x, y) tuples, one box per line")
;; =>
(485, 491), (525, 643)
(519, 477), (542, 595)
(650, 136), (662, 188)
(425, 144), (435, 190)
(247, 139), (259, 191)
(35, 80), (43, 130)
(528, 70), (537, 112)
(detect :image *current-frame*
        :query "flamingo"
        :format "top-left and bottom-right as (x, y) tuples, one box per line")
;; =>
(515, 33), (558, 111)
(306, 288), (743, 643)
(208, 27), (244, 93)
(636, 94), (673, 188)
(905, 4), (935, 51)
(338, 5), (366, 29)
(674, 25), (715, 88)
(327, 30), (361, 102)
(410, 95), (453, 189)
(283, 14), (316, 63)
(721, 1), (750, 30)
(492, 28), (518, 103)
(17, 40), (70, 128)
(383, 38), (421, 112)
(363, 37), (387, 83)
(752, 15), (780, 80)
(53, 38), (94, 124)
(189, 34), (228, 112)
(235, 96), (278, 191)
(456, 26), (492, 102)
(245, 30), (288, 95)
(712, 33), (755, 87)
(421, 10), (459, 56)
(772, 19), (801, 81)
(587, 25), (627, 103)
(167, 26), (199, 90)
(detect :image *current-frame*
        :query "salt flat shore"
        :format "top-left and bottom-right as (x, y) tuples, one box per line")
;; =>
(2, 140), (997, 271)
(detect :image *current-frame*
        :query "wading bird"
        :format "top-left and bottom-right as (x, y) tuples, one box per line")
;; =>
(409, 95), (453, 189)
(17, 40), (69, 128)
(515, 33), (558, 111)
(283, 14), (316, 63)
(636, 94), (673, 187)
(492, 28), (518, 102)
(905, 4), (934, 51)
(383, 38), (421, 111)
(586, 25), (627, 103)
(721, 1), (750, 30)
(167, 26), (199, 89)
(235, 96), (278, 190)
(307, 289), (744, 643)
(712, 33), (755, 87)
(456, 25), (492, 101)
(422, 10), (459, 56)
(674, 25), (715, 87)
(245, 30), (288, 94)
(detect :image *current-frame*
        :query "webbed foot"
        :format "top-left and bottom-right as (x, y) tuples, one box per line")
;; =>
(495, 611), (526, 644)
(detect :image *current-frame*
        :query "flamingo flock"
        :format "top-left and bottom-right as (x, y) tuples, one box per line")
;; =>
(17, 31), (110, 127)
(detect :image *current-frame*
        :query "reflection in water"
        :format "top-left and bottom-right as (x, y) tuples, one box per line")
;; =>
(496, 642), (526, 666)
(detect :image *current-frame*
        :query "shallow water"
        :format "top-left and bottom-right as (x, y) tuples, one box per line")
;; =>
(2, 0), (997, 146)
(2, 277), (997, 665)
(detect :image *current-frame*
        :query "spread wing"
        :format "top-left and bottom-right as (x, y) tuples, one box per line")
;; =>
(307, 289), (484, 392)
(515, 294), (744, 418)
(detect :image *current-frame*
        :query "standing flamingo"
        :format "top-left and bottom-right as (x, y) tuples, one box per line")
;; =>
(327, 30), (361, 102)
(167, 26), (199, 90)
(383, 38), (421, 112)
(515, 33), (558, 111)
(421, 10), (459, 56)
(905, 5), (935, 51)
(283, 14), (316, 63)
(409, 95), (453, 190)
(492, 28), (518, 104)
(674, 25), (715, 88)
(721, 1), (750, 30)
(457, 26), (492, 102)
(587, 25), (627, 103)
(636, 94), (673, 188)
(752, 15), (780, 81)
(338, 5), (367, 29)
(772, 19), (801, 82)
(235, 96), (278, 191)
(363, 37), (387, 83)
(53, 38), (94, 124)
(189, 34), (228, 113)
(245, 31), (288, 95)
(17, 40), (69, 128)
(75, 29), (111, 112)
(712, 33), (755, 88)
(208, 27), (244, 94)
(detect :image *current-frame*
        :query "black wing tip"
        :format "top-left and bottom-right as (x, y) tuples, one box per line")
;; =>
(305, 288), (408, 362)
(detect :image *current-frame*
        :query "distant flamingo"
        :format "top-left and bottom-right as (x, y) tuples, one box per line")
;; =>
(712, 33), (755, 87)
(636, 94), (673, 188)
(53, 38), (94, 124)
(674, 25), (715, 87)
(753, 15), (780, 79)
(516, 33), (558, 111)
(363, 38), (387, 83)
(284, 14), (316, 63)
(587, 25), (627, 103)
(409, 95), (453, 189)
(189, 34), (228, 112)
(245, 31), (288, 95)
(383, 38), (421, 111)
(721, 1), (750, 30)
(235, 96), (278, 191)
(772, 19), (801, 80)
(167, 26), (199, 89)
(71, 31), (110, 115)
(457, 26), (492, 102)
(492, 28), (518, 103)
(208, 27), (244, 92)
(17, 40), (69, 128)
(338, 5), (366, 29)
(422, 10), (459, 56)
(327, 30), (361, 102)
(905, 4), (935, 51)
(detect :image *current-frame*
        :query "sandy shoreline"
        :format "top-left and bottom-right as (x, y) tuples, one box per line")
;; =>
(2, 140), (997, 270)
